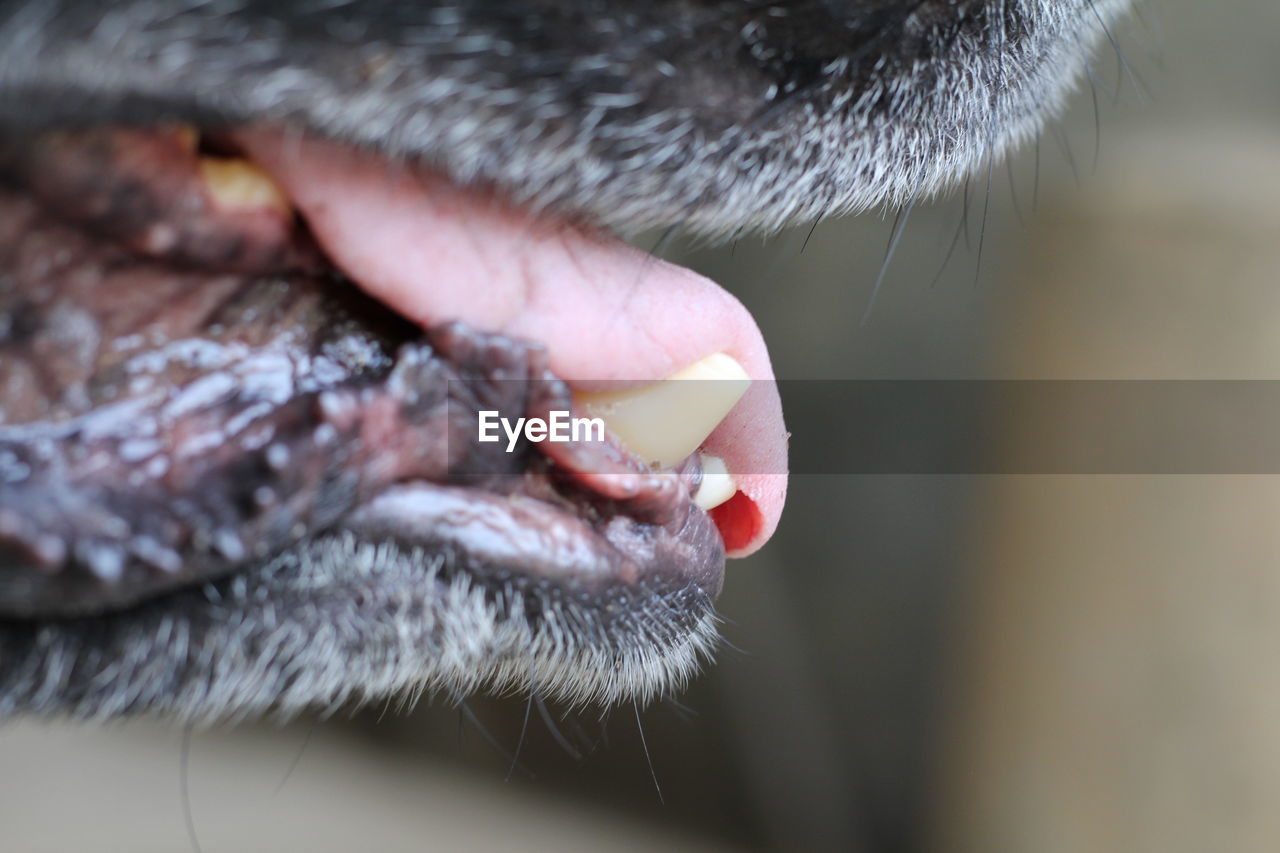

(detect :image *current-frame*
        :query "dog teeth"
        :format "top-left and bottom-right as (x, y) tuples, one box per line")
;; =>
(693, 454), (736, 510)
(575, 352), (749, 469)
(170, 124), (199, 152)
(199, 156), (291, 215)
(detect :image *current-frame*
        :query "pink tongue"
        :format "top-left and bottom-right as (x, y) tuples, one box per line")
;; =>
(237, 132), (787, 557)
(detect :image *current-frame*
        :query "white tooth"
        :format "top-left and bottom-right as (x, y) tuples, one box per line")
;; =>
(199, 156), (291, 215)
(693, 454), (736, 511)
(575, 352), (749, 468)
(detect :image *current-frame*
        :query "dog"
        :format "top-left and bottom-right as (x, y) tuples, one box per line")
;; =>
(0, 0), (1131, 722)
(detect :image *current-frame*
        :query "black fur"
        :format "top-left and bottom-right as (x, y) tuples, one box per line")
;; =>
(0, 0), (1132, 234)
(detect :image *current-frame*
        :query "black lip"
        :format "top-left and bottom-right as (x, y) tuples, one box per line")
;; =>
(0, 127), (724, 620)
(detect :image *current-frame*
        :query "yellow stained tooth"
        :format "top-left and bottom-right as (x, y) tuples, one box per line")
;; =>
(169, 124), (199, 152)
(199, 156), (291, 215)
(693, 454), (736, 511)
(575, 352), (749, 469)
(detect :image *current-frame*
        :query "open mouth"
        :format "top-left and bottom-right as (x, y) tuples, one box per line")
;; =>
(0, 124), (787, 712)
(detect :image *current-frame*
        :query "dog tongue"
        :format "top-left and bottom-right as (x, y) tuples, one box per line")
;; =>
(237, 131), (787, 557)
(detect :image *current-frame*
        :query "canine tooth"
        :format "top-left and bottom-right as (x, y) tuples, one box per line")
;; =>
(575, 352), (749, 468)
(199, 156), (291, 215)
(694, 454), (736, 510)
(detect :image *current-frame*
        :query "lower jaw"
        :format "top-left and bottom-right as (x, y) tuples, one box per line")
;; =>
(0, 530), (724, 721)
(0, 129), (730, 718)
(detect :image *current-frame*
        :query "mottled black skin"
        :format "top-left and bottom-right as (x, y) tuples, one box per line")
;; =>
(0, 167), (719, 618)
(0, 0), (1130, 720)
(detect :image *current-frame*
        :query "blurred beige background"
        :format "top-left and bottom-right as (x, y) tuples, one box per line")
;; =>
(5, 1), (1280, 850)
